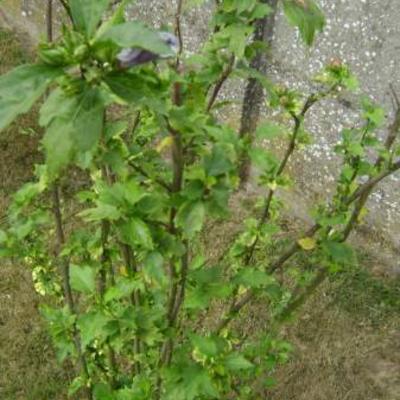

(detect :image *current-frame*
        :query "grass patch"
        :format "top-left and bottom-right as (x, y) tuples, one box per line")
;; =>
(331, 261), (400, 326)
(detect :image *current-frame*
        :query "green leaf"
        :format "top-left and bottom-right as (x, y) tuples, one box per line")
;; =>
(77, 311), (110, 348)
(283, 0), (325, 46)
(362, 99), (385, 126)
(250, 3), (273, 19)
(322, 241), (356, 265)
(69, 0), (111, 37)
(99, 22), (174, 55)
(224, 353), (254, 371)
(224, 23), (254, 58)
(104, 276), (143, 302)
(42, 117), (75, 176)
(0, 64), (62, 132)
(104, 71), (167, 113)
(41, 87), (105, 175)
(256, 121), (286, 140)
(204, 144), (235, 176)
(99, 180), (145, 208)
(104, 120), (128, 141)
(250, 147), (279, 174)
(165, 363), (219, 400)
(234, 269), (274, 288)
(190, 334), (222, 357)
(70, 264), (96, 294)
(176, 201), (205, 238)
(143, 252), (167, 286)
(79, 203), (121, 221)
(119, 218), (153, 249)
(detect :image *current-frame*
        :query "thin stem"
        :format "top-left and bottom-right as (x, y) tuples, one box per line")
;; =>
(99, 219), (111, 296)
(157, 78), (187, 397)
(342, 103), (400, 240)
(58, 0), (73, 22)
(119, 243), (142, 374)
(347, 159), (400, 203)
(52, 187), (93, 399)
(244, 92), (324, 265)
(98, 166), (118, 386)
(207, 55), (235, 112)
(170, 242), (190, 325)
(276, 269), (328, 322)
(175, 0), (184, 68)
(129, 161), (172, 192)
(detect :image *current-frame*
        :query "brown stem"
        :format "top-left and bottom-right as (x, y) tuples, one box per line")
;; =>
(129, 161), (172, 192)
(99, 219), (111, 296)
(207, 55), (235, 112)
(342, 102), (400, 240)
(175, 0), (184, 68)
(346, 159), (400, 204)
(156, 31), (188, 398)
(57, 0), (73, 23)
(276, 269), (328, 322)
(244, 93), (322, 264)
(119, 243), (142, 374)
(170, 242), (190, 325)
(98, 210), (119, 386)
(52, 187), (93, 399)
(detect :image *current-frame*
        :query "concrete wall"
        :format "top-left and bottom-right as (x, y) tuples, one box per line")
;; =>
(0, 0), (399, 251)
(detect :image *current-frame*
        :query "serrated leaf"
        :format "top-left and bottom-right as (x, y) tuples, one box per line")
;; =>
(250, 147), (279, 173)
(70, 265), (96, 294)
(234, 269), (274, 288)
(298, 237), (317, 251)
(77, 311), (110, 348)
(176, 201), (205, 238)
(0, 64), (62, 132)
(104, 276), (143, 302)
(104, 120), (128, 141)
(224, 353), (254, 371)
(119, 218), (153, 249)
(190, 334), (220, 357)
(224, 23), (254, 58)
(143, 251), (167, 286)
(79, 203), (121, 221)
(204, 144), (235, 176)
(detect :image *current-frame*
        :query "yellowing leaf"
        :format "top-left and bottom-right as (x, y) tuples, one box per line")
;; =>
(156, 136), (173, 153)
(119, 265), (129, 276)
(267, 181), (278, 191)
(298, 237), (316, 251)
